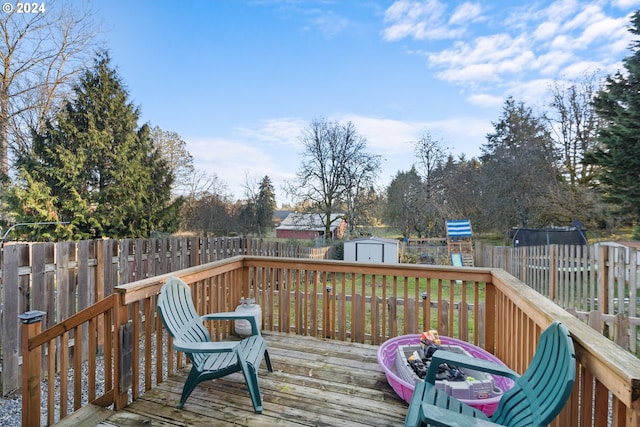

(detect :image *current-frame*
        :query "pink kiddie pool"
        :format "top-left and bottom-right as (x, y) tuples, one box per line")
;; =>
(377, 334), (514, 416)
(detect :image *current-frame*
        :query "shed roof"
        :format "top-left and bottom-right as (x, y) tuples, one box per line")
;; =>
(276, 212), (345, 231)
(345, 237), (399, 245)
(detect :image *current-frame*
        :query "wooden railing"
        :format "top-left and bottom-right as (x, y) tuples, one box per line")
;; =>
(20, 256), (640, 426)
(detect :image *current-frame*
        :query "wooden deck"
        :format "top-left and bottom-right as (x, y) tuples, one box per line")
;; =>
(65, 332), (408, 426)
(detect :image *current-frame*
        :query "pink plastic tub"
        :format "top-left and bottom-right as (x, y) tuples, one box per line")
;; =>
(377, 334), (514, 416)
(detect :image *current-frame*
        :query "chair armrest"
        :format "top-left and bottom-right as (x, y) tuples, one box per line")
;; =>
(418, 403), (501, 427)
(201, 311), (259, 336)
(425, 349), (520, 384)
(172, 339), (238, 353)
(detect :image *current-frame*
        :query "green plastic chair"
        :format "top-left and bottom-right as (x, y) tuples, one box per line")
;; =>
(404, 321), (576, 427)
(157, 277), (273, 413)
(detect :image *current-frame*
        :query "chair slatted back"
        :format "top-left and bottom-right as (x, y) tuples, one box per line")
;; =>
(490, 322), (576, 427)
(157, 278), (211, 367)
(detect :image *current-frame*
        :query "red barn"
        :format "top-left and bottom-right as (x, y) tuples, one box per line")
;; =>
(275, 213), (346, 240)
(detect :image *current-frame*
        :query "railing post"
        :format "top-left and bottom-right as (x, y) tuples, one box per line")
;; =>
(484, 283), (495, 354)
(421, 292), (429, 331)
(19, 310), (46, 427)
(324, 286), (332, 338)
(113, 292), (130, 410)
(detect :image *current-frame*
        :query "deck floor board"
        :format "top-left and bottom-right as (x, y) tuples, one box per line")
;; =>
(95, 332), (408, 426)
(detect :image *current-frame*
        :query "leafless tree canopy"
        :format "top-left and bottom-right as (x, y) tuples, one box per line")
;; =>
(150, 126), (195, 198)
(0, 2), (100, 177)
(286, 117), (381, 238)
(412, 131), (448, 237)
(548, 72), (603, 187)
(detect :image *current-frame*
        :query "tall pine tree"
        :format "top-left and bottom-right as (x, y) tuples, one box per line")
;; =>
(255, 175), (276, 236)
(9, 52), (178, 240)
(480, 97), (561, 229)
(591, 11), (640, 234)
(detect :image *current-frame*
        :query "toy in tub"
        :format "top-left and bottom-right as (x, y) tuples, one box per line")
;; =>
(377, 333), (514, 416)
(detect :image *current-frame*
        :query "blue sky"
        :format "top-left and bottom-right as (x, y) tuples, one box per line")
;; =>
(96, 0), (640, 204)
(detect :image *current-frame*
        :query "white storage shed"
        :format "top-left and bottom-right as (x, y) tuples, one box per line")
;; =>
(344, 237), (399, 264)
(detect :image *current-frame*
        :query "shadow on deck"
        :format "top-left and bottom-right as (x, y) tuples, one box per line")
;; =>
(60, 332), (408, 427)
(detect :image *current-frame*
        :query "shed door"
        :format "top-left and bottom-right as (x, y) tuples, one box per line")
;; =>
(356, 243), (384, 263)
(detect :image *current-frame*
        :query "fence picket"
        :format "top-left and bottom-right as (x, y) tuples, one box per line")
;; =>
(2, 244), (22, 393)
(31, 244), (48, 321)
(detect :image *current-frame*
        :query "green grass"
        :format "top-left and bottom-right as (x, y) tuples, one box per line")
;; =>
(269, 273), (486, 341)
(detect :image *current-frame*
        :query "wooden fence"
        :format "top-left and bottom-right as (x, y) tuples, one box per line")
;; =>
(475, 241), (640, 353)
(0, 237), (333, 395)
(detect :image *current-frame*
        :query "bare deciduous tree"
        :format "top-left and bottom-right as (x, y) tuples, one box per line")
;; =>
(548, 72), (603, 187)
(412, 130), (448, 237)
(286, 117), (381, 239)
(179, 171), (234, 235)
(150, 126), (194, 197)
(0, 2), (100, 177)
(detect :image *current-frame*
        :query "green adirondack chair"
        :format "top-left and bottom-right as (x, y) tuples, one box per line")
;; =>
(404, 321), (576, 427)
(157, 277), (273, 413)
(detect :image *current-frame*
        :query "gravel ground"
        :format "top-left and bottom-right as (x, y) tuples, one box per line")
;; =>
(0, 334), (168, 426)
(0, 390), (22, 427)
(0, 356), (109, 426)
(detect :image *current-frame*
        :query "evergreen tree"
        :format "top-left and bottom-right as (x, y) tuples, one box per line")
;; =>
(8, 52), (178, 240)
(384, 167), (426, 238)
(255, 176), (276, 236)
(591, 11), (640, 234)
(480, 97), (562, 229)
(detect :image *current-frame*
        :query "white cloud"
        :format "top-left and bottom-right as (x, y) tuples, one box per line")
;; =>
(436, 62), (502, 84)
(427, 116), (491, 154)
(450, 2), (483, 25)
(560, 60), (609, 79)
(433, 33), (525, 67)
(383, 0), (637, 115)
(467, 93), (504, 108)
(562, 4), (604, 32)
(307, 10), (350, 37)
(382, 0), (463, 41)
(497, 49), (537, 74)
(429, 33), (533, 84)
(533, 20), (560, 41)
(188, 136), (296, 202)
(613, 0), (640, 7)
(340, 114), (422, 152)
(340, 114), (489, 174)
(536, 50), (573, 75)
(384, 0), (440, 24)
(549, 33), (572, 50)
(235, 118), (306, 148)
(503, 78), (558, 105)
